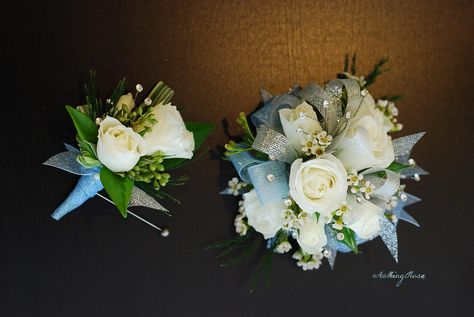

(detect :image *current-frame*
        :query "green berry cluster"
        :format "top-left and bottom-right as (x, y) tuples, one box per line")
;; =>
(126, 151), (170, 190)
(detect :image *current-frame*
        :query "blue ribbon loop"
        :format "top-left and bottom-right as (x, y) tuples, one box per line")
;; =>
(247, 161), (289, 205)
(251, 94), (301, 131)
(228, 150), (263, 183)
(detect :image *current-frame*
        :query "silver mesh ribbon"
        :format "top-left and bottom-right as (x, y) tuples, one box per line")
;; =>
(297, 83), (333, 131)
(392, 193), (421, 227)
(44, 151), (96, 176)
(324, 225), (339, 270)
(252, 125), (296, 163)
(400, 166), (429, 179)
(379, 216), (398, 262)
(365, 170), (400, 201)
(128, 186), (168, 213)
(393, 132), (425, 163)
(296, 79), (363, 135)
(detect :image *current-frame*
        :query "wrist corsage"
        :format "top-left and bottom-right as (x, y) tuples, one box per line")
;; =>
(210, 56), (426, 277)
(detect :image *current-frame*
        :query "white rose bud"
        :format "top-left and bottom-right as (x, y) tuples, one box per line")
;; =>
(331, 93), (394, 172)
(296, 216), (327, 254)
(116, 93), (135, 112)
(289, 154), (348, 216)
(243, 189), (284, 239)
(347, 198), (383, 240)
(141, 103), (195, 159)
(279, 102), (322, 152)
(97, 116), (147, 172)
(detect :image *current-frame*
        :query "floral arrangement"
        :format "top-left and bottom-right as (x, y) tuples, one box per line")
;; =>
(211, 56), (426, 274)
(44, 72), (214, 235)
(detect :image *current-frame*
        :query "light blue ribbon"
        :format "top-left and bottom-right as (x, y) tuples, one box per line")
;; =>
(251, 92), (301, 131)
(247, 161), (289, 205)
(228, 150), (263, 183)
(51, 173), (103, 220)
(227, 151), (290, 205)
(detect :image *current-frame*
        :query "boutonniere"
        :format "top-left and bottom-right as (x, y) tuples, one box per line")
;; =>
(45, 72), (214, 236)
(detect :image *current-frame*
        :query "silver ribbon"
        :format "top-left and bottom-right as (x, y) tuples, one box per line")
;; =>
(296, 79), (363, 135)
(392, 193), (421, 227)
(393, 132), (425, 163)
(379, 216), (398, 262)
(44, 151), (96, 176)
(400, 166), (429, 179)
(365, 170), (400, 202)
(252, 125), (296, 163)
(324, 225), (339, 270)
(128, 186), (168, 213)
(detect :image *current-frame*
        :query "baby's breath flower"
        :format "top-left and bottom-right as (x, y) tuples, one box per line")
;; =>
(292, 250), (303, 261)
(294, 251), (323, 271)
(386, 196), (398, 211)
(275, 241), (292, 254)
(234, 214), (248, 236)
(335, 201), (350, 216)
(347, 169), (363, 186)
(316, 131), (333, 146)
(301, 131), (332, 157)
(238, 200), (245, 214)
(376, 99), (402, 132)
(225, 177), (248, 196)
(360, 180), (376, 200)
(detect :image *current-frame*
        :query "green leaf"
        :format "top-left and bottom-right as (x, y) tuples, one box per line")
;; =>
(363, 57), (390, 88)
(387, 161), (411, 172)
(351, 53), (357, 75)
(162, 122), (215, 169)
(100, 167), (134, 218)
(236, 112), (254, 145)
(343, 54), (349, 73)
(338, 227), (358, 253)
(187, 122), (215, 150)
(66, 105), (98, 143)
(147, 81), (174, 107)
(109, 77), (127, 106)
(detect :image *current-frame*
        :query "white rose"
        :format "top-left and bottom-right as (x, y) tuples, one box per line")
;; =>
(279, 102), (322, 152)
(296, 216), (327, 254)
(243, 189), (284, 239)
(142, 103), (195, 158)
(357, 93), (392, 132)
(289, 154), (348, 216)
(347, 198), (383, 240)
(116, 93), (135, 112)
(97, 116), (147, 172)
(332, 94), (394, 172)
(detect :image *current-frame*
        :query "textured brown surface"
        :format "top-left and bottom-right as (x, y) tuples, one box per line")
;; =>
(3, 0), (474, 315)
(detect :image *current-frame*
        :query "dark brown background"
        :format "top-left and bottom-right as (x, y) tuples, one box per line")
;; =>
(2, 0), (473, 316)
